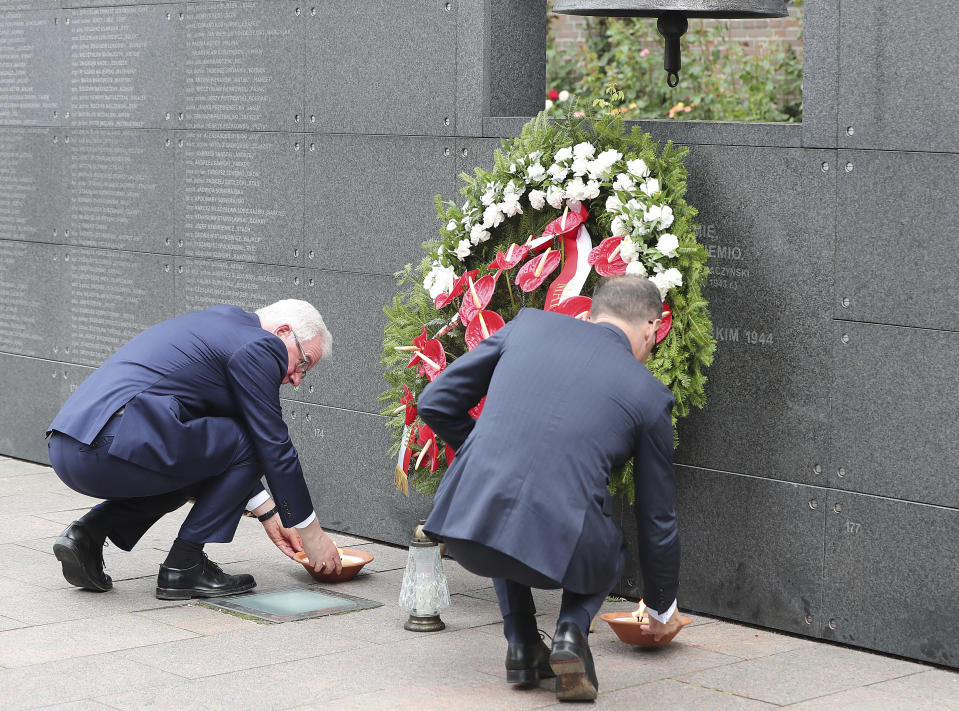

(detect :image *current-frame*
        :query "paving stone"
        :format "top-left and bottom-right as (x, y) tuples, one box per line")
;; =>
(867, 670), (959, 710)
(0, 514), (64, 544)
(543, 678), (776, 711)
(0, 456), (50, 477)
(782, 683), (958, 711)
(675, 645), (928, 706)
(0, 652), (182, 711)
(123, 617), (364, 679)
(0, 614), (26, 631)
(0, 613), (197, 667)
(28, 702), (119, 711)
(0, 580), (184, 625)
(677, 620), (816, 660)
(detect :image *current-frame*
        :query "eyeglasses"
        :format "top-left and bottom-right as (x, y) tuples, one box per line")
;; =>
(291, 331), (311, 376)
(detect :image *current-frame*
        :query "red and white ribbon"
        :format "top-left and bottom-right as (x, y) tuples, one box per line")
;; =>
(545, 224), (593, 310)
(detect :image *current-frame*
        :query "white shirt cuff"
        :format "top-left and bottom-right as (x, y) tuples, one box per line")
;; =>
(246, 491), (270, 511)
(646, 599), (678, 624)
(294, 511), (317, 529)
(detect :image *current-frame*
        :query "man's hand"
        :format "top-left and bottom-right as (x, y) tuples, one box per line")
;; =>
(640, 607), (684, 641)
(298, 519), (343, 576)
(261, 515), (304, 560)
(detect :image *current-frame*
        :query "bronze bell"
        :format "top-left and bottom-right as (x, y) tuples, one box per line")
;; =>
(552, 1), (789, 87)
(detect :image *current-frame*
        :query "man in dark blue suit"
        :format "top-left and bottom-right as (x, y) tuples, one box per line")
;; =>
(47, 299), (345, 600)
(418, 276), (683, 702)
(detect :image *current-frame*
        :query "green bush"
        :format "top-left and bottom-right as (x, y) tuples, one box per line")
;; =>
(546, 11), (803, 123)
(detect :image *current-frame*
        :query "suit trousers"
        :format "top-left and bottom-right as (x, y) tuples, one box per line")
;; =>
(48, 411), (262, 550)
(444, 538), (610, 642)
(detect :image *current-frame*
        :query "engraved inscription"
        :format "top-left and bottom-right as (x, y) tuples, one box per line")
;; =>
(180, 2), (295, 129)
(69, 248), (162, 363)
(0, 240), (51, 355)
(0, 129), (43, 240)
(67, 131), (170, 250)
(68, 6), (167, 128)
(178, 132), (298, 262)
(0, 12), (59, 125)
(178, 258), (288, 312)
(698, 225), (751, 292)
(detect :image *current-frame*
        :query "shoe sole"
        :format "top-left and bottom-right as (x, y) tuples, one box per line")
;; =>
(53, 541), (111, 592)
(550, 650), (598, 702)
(155, 581), (256, 601)
(506, 666), (556, 686)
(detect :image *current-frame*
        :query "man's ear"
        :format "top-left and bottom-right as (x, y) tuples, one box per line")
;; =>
(274, 324), (291, 337)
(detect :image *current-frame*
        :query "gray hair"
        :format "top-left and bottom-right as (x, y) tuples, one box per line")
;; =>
(256, 299), (332, 360)
(591, 276), (663, 325)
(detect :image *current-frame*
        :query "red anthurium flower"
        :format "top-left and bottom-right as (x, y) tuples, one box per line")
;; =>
(400, 384), (417, 426)
(465, 310), (506, 350)
(415, 424), (440, 473)
(459, 273), (498, 326)
(587, 237), (628, 277)
(548, 89), (559, 101)
(539, 203), (589, 246)
(656, 301), (673, 344)
(548, 295), (593, 321)
(469, 396), (486, 420)
(406, 326), (447, 381)
(516, 248), (562, 292)
(433, 269), (479, 309)
(488, 243), (530, 271)
(445, 444), (455, 465)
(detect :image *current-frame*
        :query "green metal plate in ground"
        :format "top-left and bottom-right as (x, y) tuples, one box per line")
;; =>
(200, 587), (382, 623)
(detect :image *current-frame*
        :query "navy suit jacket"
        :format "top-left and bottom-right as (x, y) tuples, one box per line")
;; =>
(48, 305), (313, 527)
(419, 308), (679, 608)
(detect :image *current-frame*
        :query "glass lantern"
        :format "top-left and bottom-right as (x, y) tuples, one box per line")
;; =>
(398, 520), (451, 631)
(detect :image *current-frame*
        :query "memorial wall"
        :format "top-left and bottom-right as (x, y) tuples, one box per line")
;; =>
(0, 0), (955, 667)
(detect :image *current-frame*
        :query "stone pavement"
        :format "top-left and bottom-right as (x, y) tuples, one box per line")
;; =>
(0, 455), (956, 711)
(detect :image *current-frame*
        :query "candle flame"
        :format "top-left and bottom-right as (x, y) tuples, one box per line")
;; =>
(631, 599), (648, 622)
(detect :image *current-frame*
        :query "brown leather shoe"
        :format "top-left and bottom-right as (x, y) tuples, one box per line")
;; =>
(53, 521), (112, 592)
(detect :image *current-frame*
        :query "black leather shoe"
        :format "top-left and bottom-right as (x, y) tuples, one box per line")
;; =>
(155, 554), (255, 600)
(53, 520), (112, 592)
(549, 621), (598, 702)
(506, 637), (556, 687)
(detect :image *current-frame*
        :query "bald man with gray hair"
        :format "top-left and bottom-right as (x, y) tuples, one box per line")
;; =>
(47, 300), (342, 600)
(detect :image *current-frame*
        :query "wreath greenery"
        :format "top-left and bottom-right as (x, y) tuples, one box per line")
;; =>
(381, 101), (715, 501)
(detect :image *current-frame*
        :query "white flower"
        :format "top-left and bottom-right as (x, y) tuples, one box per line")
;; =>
(554, 146), (573, 163)
(559, 90), (570, 102)
(627, 158), (650, 178)
(500, 196), (523, 218)
(612, 173), (635, 192)
(470, 224), (491, 245)
(503, 179), (524, 200)
(526, 162), (546, 183)
(548, 162), (569, 182)
(482, 203), (504, 229)
(586, 149), (622, 180)
(583, 179), (601, 200)
(625, 260), (648, 277)
(644, 204), (674, 229)
(564, 177), (588, 203)
(528, 189), (546, 210)
(527, 151), (542, 163)
(611, 216), (629, 237)
(605, 195), (622, 212)
(546, 185), (565, 209)
(508, 163), (516, 173)
(454, 239), (472, 260)
(424, 263), (457, 299)
(619, 237), (640, 263)
(650, 267), (683, 297)
(656, 232), (679, 257)
(445, 220), (457, 232)
(573, 141), (596, 160)
(545, 99), (554, 110)
(570, 157), (590, 177)
(480, 183), (499, 207)
(640, 178), (660, 197)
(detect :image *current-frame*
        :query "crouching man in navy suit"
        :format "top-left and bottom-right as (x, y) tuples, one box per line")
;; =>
(418, 276), (684, 702)
(47, 299), (345, 600)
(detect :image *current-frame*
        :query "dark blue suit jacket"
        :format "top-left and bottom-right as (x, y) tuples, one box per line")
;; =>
(48, 305), (313, 527)
(419, 308), (679, 608)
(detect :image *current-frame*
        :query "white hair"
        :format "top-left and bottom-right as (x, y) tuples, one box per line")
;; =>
(256, 299), (332, 360)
